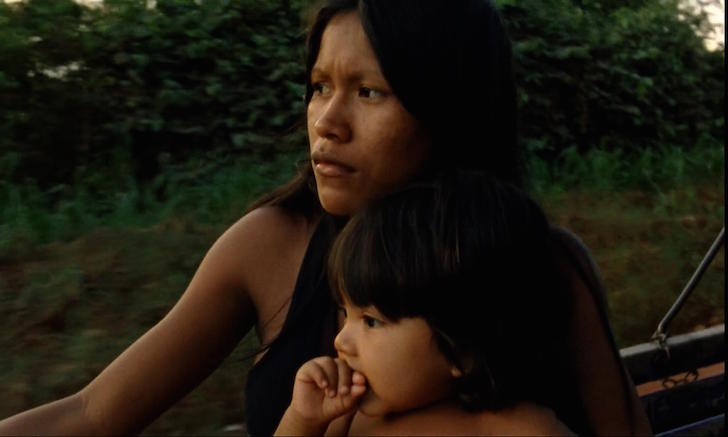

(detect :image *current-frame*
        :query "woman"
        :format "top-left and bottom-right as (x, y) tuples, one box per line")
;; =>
(0, 0), (651, 435)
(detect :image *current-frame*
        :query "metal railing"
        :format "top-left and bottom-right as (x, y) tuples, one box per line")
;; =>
(619, 227), (725, 435)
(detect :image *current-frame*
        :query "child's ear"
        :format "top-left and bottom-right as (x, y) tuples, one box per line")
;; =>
(450, 353), (475, 378)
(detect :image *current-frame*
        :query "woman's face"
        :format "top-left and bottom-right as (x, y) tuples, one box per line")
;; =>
(307, 11), (431, 216)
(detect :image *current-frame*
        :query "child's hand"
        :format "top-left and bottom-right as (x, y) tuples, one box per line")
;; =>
(285, 356), (367, 432)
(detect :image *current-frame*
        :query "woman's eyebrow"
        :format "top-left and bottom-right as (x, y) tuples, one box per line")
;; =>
(311, 65), (384, 82)
(310, 66), (329, 79)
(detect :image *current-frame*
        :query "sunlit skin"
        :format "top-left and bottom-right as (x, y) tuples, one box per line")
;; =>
(307, 11), (431, 216)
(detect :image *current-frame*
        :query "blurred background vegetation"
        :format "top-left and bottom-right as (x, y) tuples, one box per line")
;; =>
(0, 0), (724, 434)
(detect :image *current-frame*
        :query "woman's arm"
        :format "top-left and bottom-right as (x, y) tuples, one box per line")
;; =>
(0, 207), (311, 435)
(567, 267), (652, 435)
(550, 227), (651, 435)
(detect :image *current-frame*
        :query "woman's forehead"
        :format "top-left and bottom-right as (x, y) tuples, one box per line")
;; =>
(314, 11), (383, 78)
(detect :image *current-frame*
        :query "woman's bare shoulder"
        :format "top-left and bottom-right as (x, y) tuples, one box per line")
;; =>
(219, 206), (312, 251)
(210, 206), (319, 342)
(213, 206), (316, 298)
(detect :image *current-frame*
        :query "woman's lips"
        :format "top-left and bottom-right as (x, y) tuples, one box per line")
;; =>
(313, 158), (355, 177)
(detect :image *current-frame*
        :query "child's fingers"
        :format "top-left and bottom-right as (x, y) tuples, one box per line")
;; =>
(298, 360), (330, 390)
(350, 383), (366, 396)
(311, 357), (339, 397)
(351, 370), (366, 386)
(335, 358), (352, 395)
(299, 357), (366, 402)
(350, 371), (367, 397)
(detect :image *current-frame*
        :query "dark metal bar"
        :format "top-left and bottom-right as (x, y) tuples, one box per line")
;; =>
(621, 324), (724, 385)
(652, 227), (725, 341)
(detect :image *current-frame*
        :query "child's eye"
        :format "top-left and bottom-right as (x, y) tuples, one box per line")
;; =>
(363, 315), (383, 328)
(358, 87), (384, 99)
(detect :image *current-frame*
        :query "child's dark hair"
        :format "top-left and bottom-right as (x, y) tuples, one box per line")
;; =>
(327, 170), (582, 421)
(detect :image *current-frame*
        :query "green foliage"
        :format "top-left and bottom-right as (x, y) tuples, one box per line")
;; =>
(0, 150), (303, 254)
(499, 0), (724, 162)
(1, 0), (724, 193)
(0, 0), (724, 234)
(1, 0), (307, 188)
(528, 141), (723, 194)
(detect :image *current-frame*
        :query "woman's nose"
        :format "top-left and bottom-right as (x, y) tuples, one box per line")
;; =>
(312, 94), (352, 143)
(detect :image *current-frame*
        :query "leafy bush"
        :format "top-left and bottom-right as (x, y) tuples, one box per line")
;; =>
(1, 0), (307, 188)
(499, 0), (724, 163)
(528, 141), (724, 195)
(0, 0), (723, 193)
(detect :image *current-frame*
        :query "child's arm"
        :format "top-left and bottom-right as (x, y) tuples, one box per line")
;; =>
(274, 356), (367, 436)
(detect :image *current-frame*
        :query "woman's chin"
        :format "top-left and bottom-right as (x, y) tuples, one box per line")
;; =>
(318, 192), (361, 217)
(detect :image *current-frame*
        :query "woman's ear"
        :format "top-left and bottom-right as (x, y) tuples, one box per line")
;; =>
(451, 366), (463, 378)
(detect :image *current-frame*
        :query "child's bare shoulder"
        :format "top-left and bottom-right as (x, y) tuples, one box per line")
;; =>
(484, 402), (575, 436)
(347, 402), (478, 436)
(347, 402), (573, 436)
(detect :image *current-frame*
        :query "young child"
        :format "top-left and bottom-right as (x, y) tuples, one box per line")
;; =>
(275, 170), (583, 435)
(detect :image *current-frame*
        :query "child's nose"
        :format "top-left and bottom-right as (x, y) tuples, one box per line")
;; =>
(334, 322), (355, 356)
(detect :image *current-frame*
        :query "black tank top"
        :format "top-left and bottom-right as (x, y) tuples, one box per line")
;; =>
(244, 216), (339, 436)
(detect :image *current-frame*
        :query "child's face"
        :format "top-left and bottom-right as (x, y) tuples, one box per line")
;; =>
(334, 295), (456, 416)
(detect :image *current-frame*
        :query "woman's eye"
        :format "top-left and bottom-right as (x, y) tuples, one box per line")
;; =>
(312, 82), (331, 96)
(363, 315), (382, 328)
(359, 87), (383, 99)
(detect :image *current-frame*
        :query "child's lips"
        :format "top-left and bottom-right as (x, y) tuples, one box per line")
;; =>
(339, 356), (363, 376)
